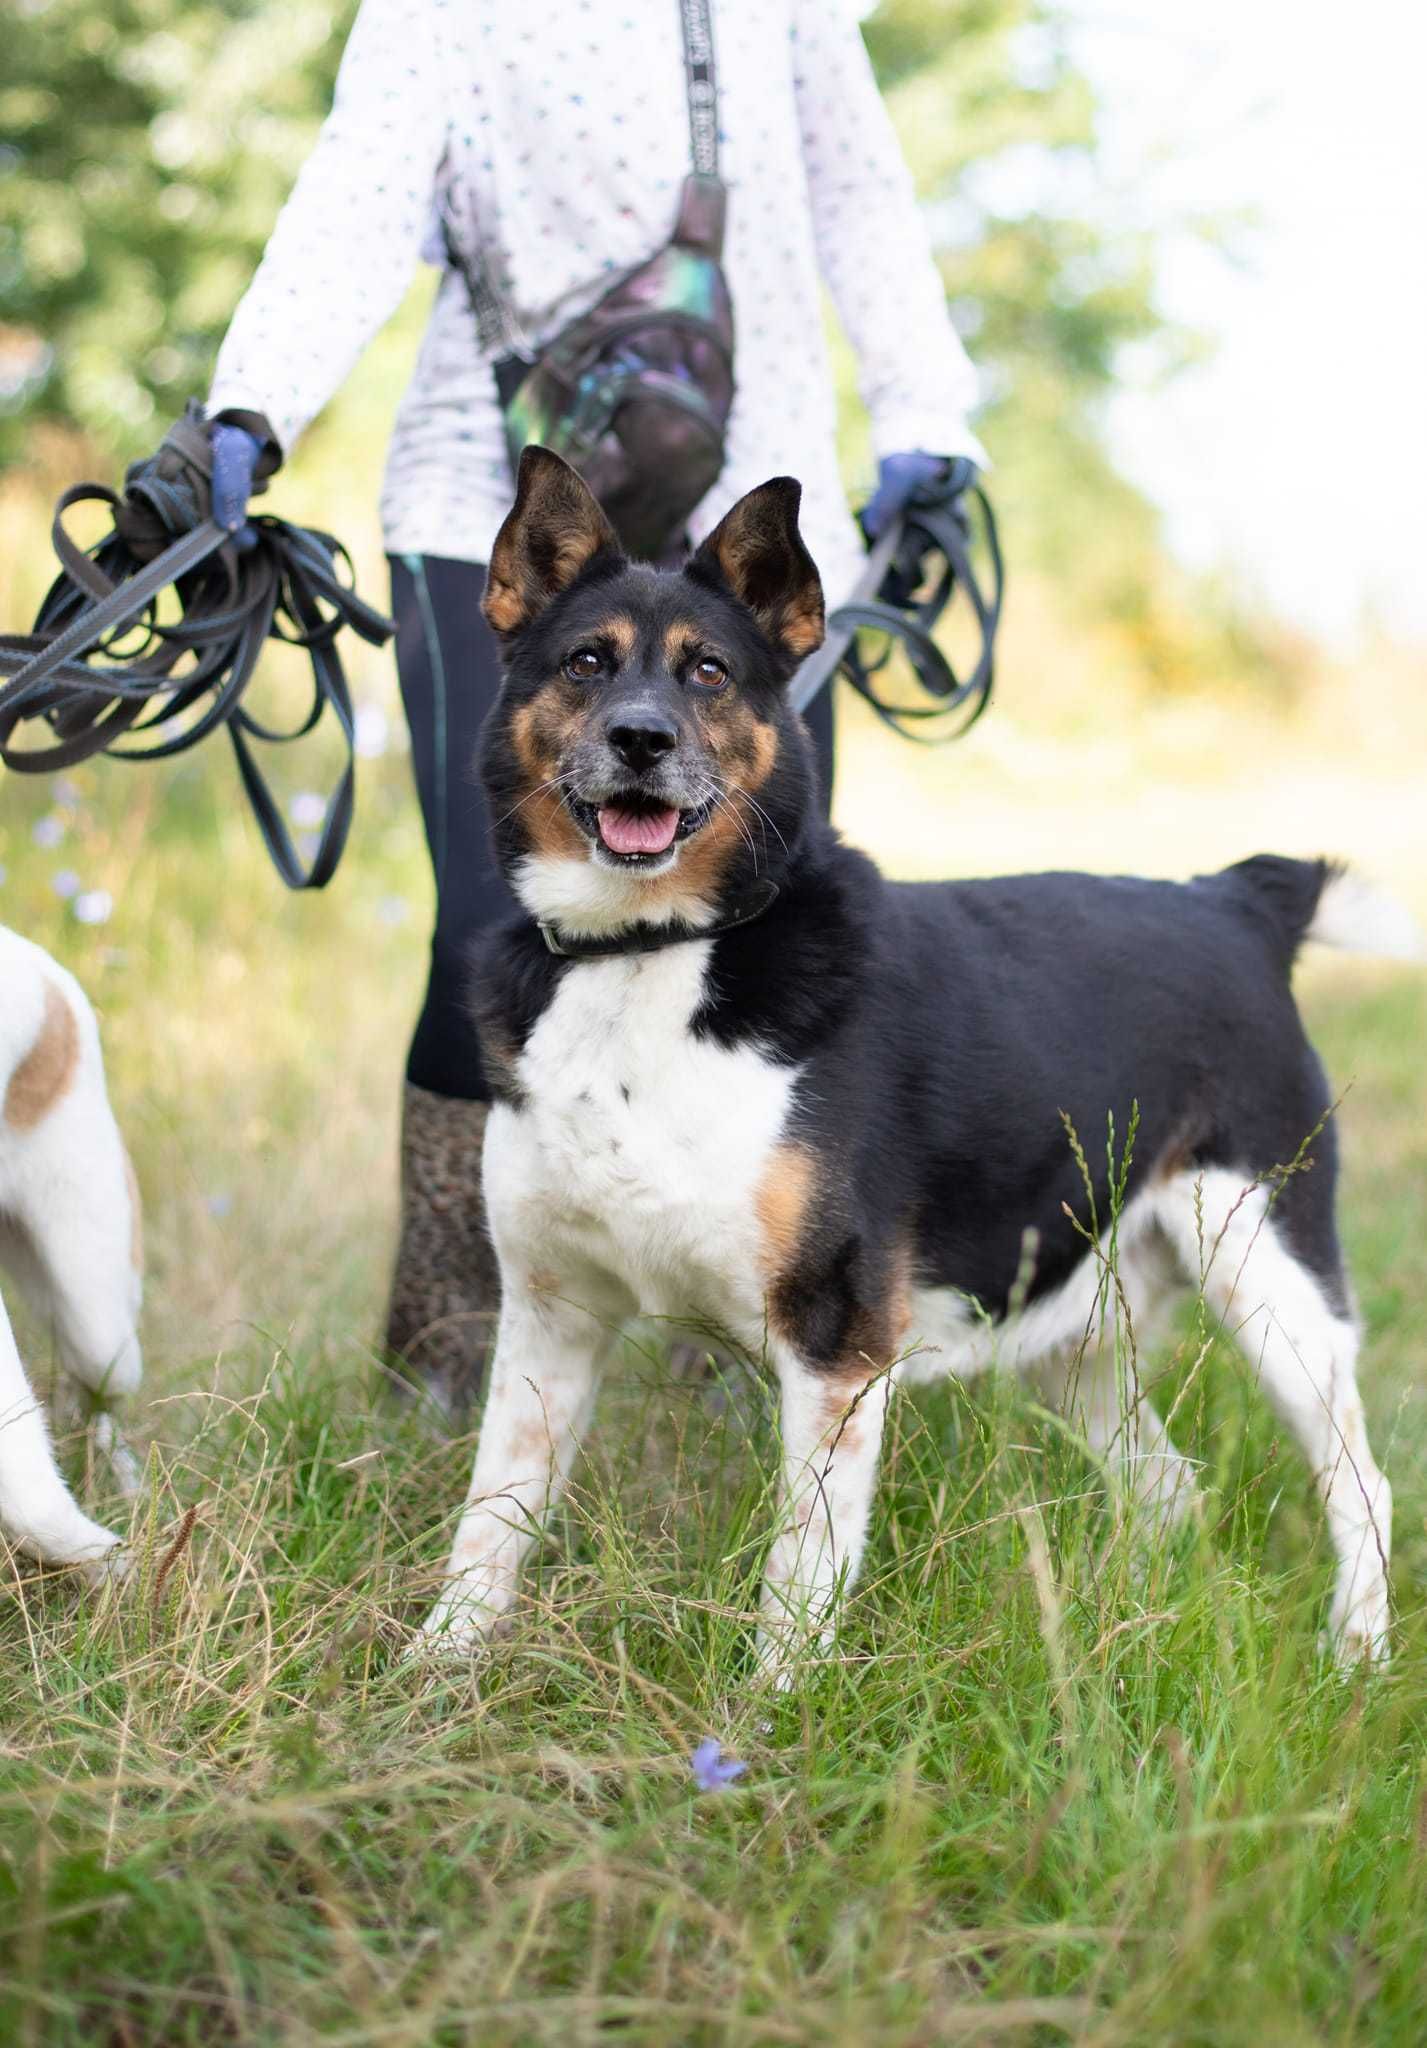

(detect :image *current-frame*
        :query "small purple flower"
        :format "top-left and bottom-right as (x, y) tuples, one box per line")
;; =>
(689, 1738), (747, 1793)
(73, 889), (113, 926)
(33, 814), (65, 849)
(52, 868), (80, 899)
(207, 1191), (233, 1219)
(288, 790), (326, 829)
(354, 705), (390, 759)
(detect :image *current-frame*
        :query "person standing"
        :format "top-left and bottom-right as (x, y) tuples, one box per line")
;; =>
(201, 0), (986, 1414)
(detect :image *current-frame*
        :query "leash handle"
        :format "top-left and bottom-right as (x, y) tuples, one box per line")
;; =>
(790, 482), (1003, 742)
(0, 419), (392, 889)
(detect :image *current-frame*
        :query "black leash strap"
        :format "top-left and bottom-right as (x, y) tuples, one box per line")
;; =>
(791, 479), (1003, 743)
(0, 408), (393, 888)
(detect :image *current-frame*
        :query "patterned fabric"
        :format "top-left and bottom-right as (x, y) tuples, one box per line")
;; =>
(207, 0), (984, 603)
(385, 1081), (500, 1419)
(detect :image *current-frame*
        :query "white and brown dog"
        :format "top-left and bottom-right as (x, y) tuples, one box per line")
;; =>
(0, 925), (142, 1576)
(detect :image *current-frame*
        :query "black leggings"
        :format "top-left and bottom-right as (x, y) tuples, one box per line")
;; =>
(390, 552), (835, 1102)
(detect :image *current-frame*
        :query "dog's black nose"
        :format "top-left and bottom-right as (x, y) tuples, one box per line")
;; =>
(605, 711), (679, 775)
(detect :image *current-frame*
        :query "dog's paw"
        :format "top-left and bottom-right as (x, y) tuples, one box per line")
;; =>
(92, 1413), (145, 1503)
(1323, 1581), (1392, 1669)
(79, 1538), (131, 1593)
(403, 1592), (503, 1666)
(751, 1617), (835, 1693)
(30, 1521), (130, 1591)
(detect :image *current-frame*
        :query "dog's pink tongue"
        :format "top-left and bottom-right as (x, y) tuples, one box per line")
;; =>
(598, 805), (680, 855)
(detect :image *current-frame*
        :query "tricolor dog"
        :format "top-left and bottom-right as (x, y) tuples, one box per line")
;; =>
(0, 926), (142, 1576)
(418, 446), (1410, 1669)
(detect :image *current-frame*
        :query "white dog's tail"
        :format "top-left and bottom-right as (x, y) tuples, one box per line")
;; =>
(1306, 867), (1425, 962)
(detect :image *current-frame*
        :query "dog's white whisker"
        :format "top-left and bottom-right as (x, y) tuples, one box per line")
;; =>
(731, 785), (787, 856)
(491, 776), (572, 831)
(707, 785), (760, 872)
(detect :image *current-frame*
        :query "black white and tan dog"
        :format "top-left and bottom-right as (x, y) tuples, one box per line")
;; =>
(418, 445), (1414, 1669)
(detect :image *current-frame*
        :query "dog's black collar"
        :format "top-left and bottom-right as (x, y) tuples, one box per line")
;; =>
(538, 879), (781, 961)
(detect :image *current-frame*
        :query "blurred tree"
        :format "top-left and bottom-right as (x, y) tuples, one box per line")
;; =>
(5, 0), (1165, 480)
(2, 0), (1285, 687)
(862, 0), (1270, 682)
(920, 105), (1167, 588)
(0, 0), (348, 464)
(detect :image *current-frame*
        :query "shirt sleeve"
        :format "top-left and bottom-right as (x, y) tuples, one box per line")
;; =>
(790, 0), (986, 467)
(206, 0), (450, 456)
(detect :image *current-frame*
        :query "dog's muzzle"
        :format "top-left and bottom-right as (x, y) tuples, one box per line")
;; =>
(569, 789), (716, 866)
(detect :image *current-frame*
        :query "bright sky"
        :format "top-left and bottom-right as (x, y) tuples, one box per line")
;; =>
(1068, 0), (1427, 647)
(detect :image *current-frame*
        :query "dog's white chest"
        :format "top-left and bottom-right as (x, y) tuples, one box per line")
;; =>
(488, 943), (796, 1317)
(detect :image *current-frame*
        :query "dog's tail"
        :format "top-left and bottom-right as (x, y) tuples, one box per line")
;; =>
(1217, 855), (1425, 969)
(1305, 865), (1425, 961)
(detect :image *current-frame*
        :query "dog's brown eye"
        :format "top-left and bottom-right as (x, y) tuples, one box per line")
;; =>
(564, 648), (603, 682)
(691, 658), (727, 689)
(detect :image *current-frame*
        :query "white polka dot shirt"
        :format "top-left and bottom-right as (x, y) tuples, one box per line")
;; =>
(208, 0), (984, 601)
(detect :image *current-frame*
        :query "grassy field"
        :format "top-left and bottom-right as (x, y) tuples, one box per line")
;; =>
(3, 455), (1427, 2043)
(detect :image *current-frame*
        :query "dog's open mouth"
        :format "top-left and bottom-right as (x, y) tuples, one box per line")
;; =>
(571, 794), (714, 866)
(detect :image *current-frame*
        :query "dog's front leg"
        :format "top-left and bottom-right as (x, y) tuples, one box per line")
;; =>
(755, 1353), (893, 1683)
(0, 1294), (124, 1575)
(418, 1279), (608, 1656)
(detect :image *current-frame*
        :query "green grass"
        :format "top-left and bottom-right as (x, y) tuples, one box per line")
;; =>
(3, 685), (1427, 2043)
(5, 1241), (1427, 2047)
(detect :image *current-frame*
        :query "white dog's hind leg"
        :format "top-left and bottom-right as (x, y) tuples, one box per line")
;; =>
(1158, 1168), (1392, 1665)
(19, 1181), (142, 1405)
(1, 967), (143, 1409)
(1, 951), (142, 1562)
(6, 1091), (142, 1414)
(8, 1120), (144, 1515)
(0, 1293), (122, 1570)
(1038, 1339), (1200, 1537)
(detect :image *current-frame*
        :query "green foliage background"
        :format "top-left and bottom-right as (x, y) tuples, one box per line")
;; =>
(1, 0), (338, 455)
(1, 0), (1285, 688)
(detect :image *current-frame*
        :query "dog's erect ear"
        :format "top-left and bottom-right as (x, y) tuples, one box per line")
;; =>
(689, 478), (825, 667)
(483, 446), (622, 636)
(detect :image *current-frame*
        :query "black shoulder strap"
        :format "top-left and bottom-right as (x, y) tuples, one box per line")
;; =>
(680, 0), (720, 180)
(453, 0), (721, 353)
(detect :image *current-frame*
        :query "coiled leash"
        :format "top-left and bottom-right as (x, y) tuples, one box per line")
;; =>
(791, 463), (1003, 741)
(0, 405), (394, 888)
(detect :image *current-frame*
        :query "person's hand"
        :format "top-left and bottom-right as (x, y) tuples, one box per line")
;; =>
(859, 452), (978, 541)
(120, 405), (279, 562)
(210, 423), (263, 551)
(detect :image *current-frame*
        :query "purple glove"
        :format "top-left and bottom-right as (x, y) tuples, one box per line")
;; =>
(211, 423), (262, 551)
(860, 451), (976, 541)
